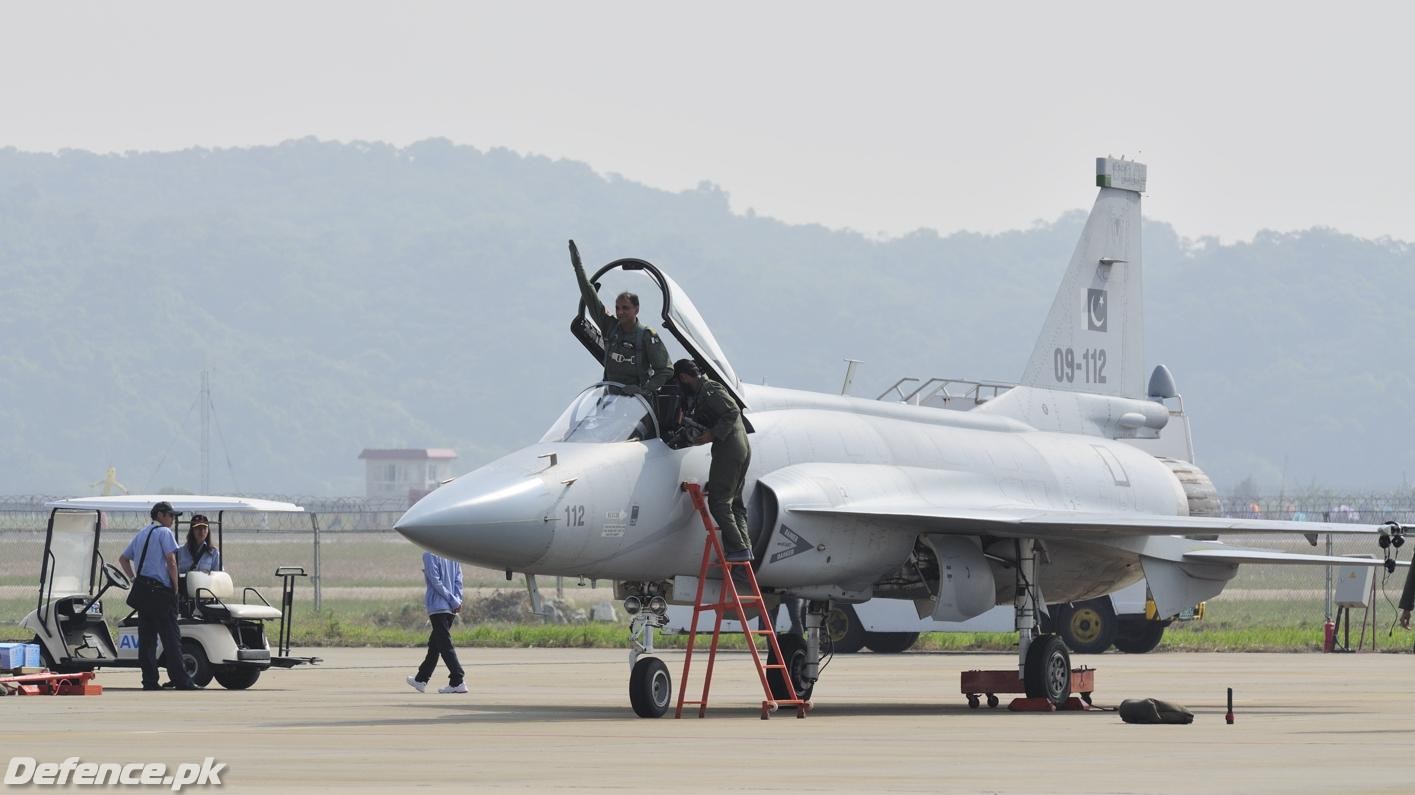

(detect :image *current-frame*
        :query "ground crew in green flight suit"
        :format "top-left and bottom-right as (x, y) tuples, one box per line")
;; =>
(674, 358), (753, 562)
(573, 255), (671, 397)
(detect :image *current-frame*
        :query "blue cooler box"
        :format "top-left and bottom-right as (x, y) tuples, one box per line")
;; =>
(0, 642), (25, 670)
(25, 643), (42, 668)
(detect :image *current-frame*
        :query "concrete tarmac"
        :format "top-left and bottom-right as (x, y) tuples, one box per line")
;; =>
(3, 648), (1413, 793)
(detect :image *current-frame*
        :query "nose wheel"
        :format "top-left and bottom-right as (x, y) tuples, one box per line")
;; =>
(629, 657), (672, 718)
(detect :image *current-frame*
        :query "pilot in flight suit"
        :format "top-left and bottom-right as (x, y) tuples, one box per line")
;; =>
(574, 257), (670, 395)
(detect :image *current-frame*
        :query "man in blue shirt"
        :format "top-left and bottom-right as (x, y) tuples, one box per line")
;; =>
(407, 551), (466, 694)
(120, 501), (196, 691)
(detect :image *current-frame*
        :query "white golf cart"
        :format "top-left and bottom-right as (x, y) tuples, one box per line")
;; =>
(20, 495), (321, 689)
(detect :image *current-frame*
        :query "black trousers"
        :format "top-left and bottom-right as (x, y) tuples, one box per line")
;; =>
(138, 593), (193, 689)
(416, 613), (465, 687)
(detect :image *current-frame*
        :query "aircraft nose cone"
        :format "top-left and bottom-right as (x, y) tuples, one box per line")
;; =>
(395, 469), (555, 569)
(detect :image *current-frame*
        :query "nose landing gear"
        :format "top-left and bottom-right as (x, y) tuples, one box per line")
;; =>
(623, 582), (672, 718)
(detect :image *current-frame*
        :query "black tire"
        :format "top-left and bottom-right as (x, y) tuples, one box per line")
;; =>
(180, 640), (213, 687)
(1054, 598), (1118, 654)
(1022, 634), (1071, 707)
(824, 603), (866, 654)
(628, 657), (672, 718)
(1112, 617), (1167, 654)
(767, 632), (814, 701)
(213, 666), (262, 690)
(863, 632), (919, 654)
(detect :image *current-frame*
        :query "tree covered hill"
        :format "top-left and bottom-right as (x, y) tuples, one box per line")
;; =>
(0, 139), (1409, 495)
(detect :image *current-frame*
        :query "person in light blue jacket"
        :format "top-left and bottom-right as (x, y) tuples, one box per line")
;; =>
(407, 551), (466, 694)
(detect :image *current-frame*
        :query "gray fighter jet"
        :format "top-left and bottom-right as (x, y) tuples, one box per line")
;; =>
(397, 157), (1404, 717)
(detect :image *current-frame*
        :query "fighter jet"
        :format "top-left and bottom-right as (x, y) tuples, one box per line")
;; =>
(396, 157), (1405, 717)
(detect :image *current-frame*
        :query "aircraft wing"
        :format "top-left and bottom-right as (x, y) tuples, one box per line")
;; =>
(788, 504), (1397, 540)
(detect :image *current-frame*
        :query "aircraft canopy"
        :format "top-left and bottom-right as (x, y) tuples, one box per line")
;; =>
(571, 256), (746, 410)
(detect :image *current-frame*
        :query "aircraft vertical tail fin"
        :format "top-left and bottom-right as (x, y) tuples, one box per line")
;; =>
(1018, 158), (1147, 398)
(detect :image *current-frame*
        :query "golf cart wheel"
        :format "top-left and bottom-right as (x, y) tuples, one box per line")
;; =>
(213, 666), (262, 690)
(767, 632), (814, 702)
(181, 640), (213, 687)
(824, 603), (866, 654)
(1022, 634), (1072, 707)
(628, 657), (672, 718)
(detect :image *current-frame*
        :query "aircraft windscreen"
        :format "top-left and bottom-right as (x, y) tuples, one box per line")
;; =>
(540, 384), (658, 444)
(660, 272), (740, 392)
(47, 510), (96, 596)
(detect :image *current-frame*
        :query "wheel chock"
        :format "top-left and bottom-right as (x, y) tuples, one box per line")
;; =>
(1008, 697), (1057, 712)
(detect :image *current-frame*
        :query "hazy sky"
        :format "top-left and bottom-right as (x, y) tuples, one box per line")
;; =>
(3, 2), (1412, 242)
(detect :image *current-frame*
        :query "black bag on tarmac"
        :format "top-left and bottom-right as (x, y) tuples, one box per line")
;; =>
(1119, 698), (1195, 724)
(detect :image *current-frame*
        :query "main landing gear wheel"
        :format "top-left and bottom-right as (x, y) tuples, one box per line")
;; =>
(629, 656), (672, 718)
(767, 632), (814, 701)
(180, 640), (213, 688)
(824, 603), (866, 654)
(1113, 617), (1167, 654)
(1022, 634), (1071, 707)
(1054, 598), (1117, 654)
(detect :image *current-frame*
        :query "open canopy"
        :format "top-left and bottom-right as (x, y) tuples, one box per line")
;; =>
(571, 255), (747, 410)
(45, 495), (306, 514)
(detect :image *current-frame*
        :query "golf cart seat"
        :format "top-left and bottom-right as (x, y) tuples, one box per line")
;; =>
(187, 571), (283, 621)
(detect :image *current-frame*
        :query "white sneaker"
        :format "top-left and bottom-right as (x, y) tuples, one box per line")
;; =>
(438, 683), (468, 694)
(406, 675), (426, 693)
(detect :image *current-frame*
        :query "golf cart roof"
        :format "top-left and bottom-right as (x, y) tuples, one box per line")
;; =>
(45, 495), (307, 514)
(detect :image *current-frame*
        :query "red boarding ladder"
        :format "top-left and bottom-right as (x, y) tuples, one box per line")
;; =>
(674, 482), (809, 719)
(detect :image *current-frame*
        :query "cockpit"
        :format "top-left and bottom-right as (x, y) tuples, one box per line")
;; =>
(540, 383), (659, 444)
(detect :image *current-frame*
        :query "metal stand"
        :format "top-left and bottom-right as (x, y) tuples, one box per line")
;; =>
(274, 566), (307, 658)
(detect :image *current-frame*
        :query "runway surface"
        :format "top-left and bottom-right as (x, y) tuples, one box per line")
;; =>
(3, 648), (1413, 793)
